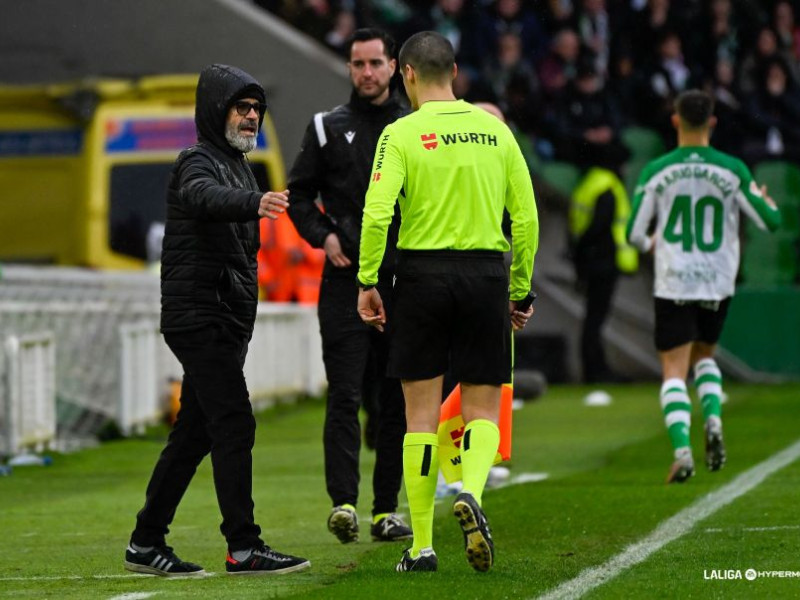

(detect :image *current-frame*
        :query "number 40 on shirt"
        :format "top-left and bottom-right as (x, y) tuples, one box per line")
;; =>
(664, 194), (724, 253)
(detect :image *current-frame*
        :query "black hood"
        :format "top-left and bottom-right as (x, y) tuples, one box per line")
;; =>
(195, 64), (266, 156)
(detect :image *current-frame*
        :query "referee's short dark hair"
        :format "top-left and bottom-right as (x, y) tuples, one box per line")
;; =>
(675, 90), (715, 129)
(399, 31), (455, 84)
(346, 28), (397, 60)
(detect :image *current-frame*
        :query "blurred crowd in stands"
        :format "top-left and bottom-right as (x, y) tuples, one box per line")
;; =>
(254, 0), (800, 170)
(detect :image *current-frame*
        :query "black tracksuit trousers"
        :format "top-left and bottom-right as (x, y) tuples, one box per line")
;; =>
(130, 324), (263, 552)
(318, 275), (405, 516)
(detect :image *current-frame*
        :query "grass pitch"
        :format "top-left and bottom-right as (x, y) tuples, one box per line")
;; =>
(1, 382), (799, 599)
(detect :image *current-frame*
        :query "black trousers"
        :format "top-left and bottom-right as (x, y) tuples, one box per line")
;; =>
(581, 273), (618, 383)
(131, 324), (263, 552)
(318, 275), (406, 516)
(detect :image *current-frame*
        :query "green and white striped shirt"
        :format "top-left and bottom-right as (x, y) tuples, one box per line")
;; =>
(627, 146), (781, 300)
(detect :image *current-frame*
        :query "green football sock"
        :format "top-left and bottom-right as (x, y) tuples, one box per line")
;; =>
(661, 378), (692, 451)
(694, 358), (723, 421)
(403, 432), (438, 557)
(460, 419), (500, 507)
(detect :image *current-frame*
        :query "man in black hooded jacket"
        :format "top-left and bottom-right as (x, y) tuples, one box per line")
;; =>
(125, 64), (310, 577)
(287, 29), (411, 545)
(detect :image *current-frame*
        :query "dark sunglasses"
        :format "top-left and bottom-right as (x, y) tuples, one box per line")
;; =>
(233, 101), (265, 116)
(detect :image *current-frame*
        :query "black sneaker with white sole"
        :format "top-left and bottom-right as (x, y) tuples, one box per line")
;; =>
(371, 513), (413, 542)
(225, 545), (310, 575)
(124, 545), (206, 577)
(452, 492), (495, 572)
(396, 548), (438, 572)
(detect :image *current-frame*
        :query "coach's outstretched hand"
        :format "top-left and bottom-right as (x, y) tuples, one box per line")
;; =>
(358, 288), (386, 332)
(258, 189), (290, 219)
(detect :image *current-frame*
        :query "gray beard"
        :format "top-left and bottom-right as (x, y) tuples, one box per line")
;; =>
(225, 123), (258, 153)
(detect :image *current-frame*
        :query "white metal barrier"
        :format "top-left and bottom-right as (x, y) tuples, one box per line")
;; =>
(118, 304), (326, 434)
(119, 322), (161, 435)
(1, 332), (57, 455)
(246, 304), (326, 404)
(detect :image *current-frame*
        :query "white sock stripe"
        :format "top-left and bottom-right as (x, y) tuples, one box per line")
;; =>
(660, 378), (687, 395)
(665, 411), (691, 427)
(660, 391), (690, 408)
(698, 382), (722, 398)
(694, 358), (720, 375)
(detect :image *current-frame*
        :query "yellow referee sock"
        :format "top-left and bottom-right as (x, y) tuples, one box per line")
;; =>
(460, 419), (500, 506)
(403, 432), (438, 557)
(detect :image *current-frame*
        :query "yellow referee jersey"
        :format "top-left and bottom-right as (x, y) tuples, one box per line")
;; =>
(357, 99), (539, 300)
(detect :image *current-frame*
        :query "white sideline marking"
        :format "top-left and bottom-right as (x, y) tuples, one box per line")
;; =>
(0, 573), (216, 582)
(704, 525), (800, 533)
(535, 439), (800, 600)
(108, 594), (158, 600)
(510, 472), (550, 485)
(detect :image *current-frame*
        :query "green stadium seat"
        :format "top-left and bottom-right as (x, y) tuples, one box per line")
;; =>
(539, 161), (581, 197)
(621, 126), (666, 161)
(741, 231), (798, 285)
(753, 161), (800, 206)
(513, 130), (542, 173)
(744, 162), (800, 283)
(623, 158), (649, 198)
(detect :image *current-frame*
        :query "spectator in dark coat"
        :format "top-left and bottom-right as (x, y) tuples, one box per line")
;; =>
(741, 57), (800, 164)
(552, 60), (629, 170)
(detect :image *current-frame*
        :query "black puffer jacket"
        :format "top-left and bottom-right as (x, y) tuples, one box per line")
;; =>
(161, 64), (266, 335)
(287, 91), (409, 278)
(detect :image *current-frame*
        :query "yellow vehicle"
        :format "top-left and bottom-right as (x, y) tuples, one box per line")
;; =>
(0, 75), (285, 269)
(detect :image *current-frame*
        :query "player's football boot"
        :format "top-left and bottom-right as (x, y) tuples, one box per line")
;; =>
(666, 448), (695, 484)
(395, 548), (438, 572)
(371, 513), (413, 542)
(453, 492), (495, 572)
(705, 419), (727, 472)
(327, 504), (359, 543)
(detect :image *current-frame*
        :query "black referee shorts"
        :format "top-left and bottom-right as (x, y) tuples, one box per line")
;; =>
(387, 250), (512, 384)
(654, 297), (732, 352)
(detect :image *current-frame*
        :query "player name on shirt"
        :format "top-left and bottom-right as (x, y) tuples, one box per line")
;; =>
(653, 165), (735, 198)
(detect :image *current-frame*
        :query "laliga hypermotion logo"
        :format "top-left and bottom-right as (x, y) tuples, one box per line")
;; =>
(421, 133), (438, 150)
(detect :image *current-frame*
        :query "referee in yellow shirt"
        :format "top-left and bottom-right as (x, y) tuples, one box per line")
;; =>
(356, 31), (539, 573)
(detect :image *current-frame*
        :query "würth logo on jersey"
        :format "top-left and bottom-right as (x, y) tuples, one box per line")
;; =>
(421, 133), (438, 150)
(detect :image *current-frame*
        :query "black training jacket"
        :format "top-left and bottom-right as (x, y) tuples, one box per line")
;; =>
(287, 90), (409, 278)
(160, 64), (266, 335)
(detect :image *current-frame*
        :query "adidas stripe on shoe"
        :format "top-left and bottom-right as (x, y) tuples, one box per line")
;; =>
(124, 545), (205, 577)
(396, 548), (438, 572)
(371, 513), (413, 542)
(226, 545), (310, 575)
